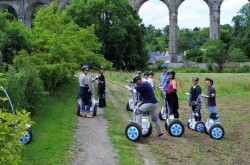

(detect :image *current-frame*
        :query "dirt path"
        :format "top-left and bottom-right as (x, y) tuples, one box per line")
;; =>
(73, 107), (118, 165)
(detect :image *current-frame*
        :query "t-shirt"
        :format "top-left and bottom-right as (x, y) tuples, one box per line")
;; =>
(207, 86), (216, 106)
(79, 74), (89, 87)
(160, 72), (169, 92)
(135, 82), (158, 104)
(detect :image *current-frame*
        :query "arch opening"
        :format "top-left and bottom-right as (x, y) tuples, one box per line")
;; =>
(0, 5), (18, 19)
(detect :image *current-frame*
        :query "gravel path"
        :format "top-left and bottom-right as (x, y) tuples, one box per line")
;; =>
(73, 108), (118, 165)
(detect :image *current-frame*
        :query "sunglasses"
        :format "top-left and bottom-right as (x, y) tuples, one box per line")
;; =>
(161, 68), (167, 69)
(85, 70), (89, 71)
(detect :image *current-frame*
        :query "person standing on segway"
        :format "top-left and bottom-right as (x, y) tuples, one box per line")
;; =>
(201, 78), (220, 123)
(97, 66), (106, 108)
(159, 63), (169, 92)
(190, 76), (202, 121)
(78, 65), (94, 118)
(125, 74), (165, 138)
(162, 69), (179, 119)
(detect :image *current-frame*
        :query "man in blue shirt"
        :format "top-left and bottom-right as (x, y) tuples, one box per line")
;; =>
(160, 63), (169, 92)
(125, 74), (165, 138)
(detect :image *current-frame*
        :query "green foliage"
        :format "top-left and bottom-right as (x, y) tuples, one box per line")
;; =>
(0, 108), (33, 165)
(203, 39), (228, 70)
(229, 48), (247, 62)
(66, 0), (147, 70)
(0, 10), (32, 65)
(184, 47), (204, 62)
(4, 66), (46, 113)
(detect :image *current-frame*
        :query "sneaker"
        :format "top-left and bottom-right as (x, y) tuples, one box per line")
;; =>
(157, 132), (165, 138)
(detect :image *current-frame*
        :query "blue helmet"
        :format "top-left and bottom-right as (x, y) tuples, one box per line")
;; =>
(167, 69), (176, 75)
(160, 63), (168, 69)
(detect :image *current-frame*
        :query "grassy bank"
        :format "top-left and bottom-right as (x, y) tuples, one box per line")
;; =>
(20, 79), (79, 165)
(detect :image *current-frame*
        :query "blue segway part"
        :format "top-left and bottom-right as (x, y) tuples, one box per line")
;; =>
(167, 120), (185, 137)
(195, 121), (205, 133)
(19, 130), (32, 144)
(209, 124), (224, 140)
(125, 122), (142, 142)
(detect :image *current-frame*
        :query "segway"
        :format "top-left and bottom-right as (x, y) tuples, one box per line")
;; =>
(76, 74), (98, 116)
(0, 86), (33, 144)
(200, 95), (225, 140)
(125, 82), (152, 142)
(185, 93), (205, 133)
(159, 88), (185, 137)
(126, 80), (138, 111)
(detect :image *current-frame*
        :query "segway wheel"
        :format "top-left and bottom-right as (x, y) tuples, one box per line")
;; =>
(159, 108), (166, 121)
(142, 123), (152, 137)
(19, 128), (32, 144)
(92, 104), (97, 116)
(125, 122), (142, 142)
(209, 124), (224, 140)
(195, 121), (205, 133)
(76, 103), (81, 116)
(126, 102), (131, 111)
(167, 120), (185, 137)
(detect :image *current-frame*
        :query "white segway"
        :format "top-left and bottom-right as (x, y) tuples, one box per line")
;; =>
(77, 74), (98, 116)
(185, 93), (205, 133)
(200, 95), (225, 140)
(125, 82), (152, 142)
(126, 80), (137, 111)
(159, 89), (185, 137)
(0, 86), (33, 144)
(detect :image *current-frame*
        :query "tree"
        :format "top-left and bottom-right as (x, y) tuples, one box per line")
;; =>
(229, 48), (247, 62)
(66, 0), (147, 70)
(0, 10), (32, 66)
(203, 39), (228, 70)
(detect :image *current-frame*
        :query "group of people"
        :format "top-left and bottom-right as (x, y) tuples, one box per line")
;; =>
(77, 65), (107, 118)
(126, 63), (220, 137)
(77, 63), (220, 136)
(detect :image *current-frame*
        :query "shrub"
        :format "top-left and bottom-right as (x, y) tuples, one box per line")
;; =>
(229, 48), (247, 62)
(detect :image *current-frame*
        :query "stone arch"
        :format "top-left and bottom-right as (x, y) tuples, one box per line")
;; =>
(0, 4), (18, 19)
(58, 0), (71, 9)
(24, 1), (48, 28)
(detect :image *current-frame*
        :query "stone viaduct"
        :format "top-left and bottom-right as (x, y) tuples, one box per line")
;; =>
(0, 0), (234, 62)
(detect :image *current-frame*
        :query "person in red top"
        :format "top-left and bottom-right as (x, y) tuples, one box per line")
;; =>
(163, 69), (179, 119)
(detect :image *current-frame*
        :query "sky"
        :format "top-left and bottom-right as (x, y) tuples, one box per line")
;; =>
(138, 0), (249, 29)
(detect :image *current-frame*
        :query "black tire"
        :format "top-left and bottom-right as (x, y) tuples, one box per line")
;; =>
(19, 128), (32, 144)
(142, 123), (152, 137)
(209, 124), (224, 140)
(126, 102), (130, 111)
(167, 120), (185, 137)
(76, 103), (81, 116)
(93, 104), (97, 116)
(195, 121), (205, 133)
(125, 122), (142, 142)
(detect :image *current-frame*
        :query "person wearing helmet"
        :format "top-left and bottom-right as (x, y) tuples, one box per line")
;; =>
(148, 71), (154, 89)
(190, 76), (202, 121)
(164, 69), (179, 119)
(160, 63), (169, 92)
(78, 65), (94, 118)
(201, 78), (220, 123)
(142, 71), (153, 88)
(97, 66), (107, 108)
(125, 74), (165, 138)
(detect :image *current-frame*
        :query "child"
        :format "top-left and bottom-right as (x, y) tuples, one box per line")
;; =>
(190, 76), (202, 121)
(201, 78), (220, 123)
(81, 83), (94, 118)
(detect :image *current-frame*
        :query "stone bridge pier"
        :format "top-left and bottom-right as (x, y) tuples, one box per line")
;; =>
(129, 0), (224, 63)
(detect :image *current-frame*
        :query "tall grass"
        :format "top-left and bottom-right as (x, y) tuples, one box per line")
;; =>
(20, 79), (79, 165)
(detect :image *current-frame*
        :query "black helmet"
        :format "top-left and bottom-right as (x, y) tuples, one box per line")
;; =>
(144, 71), (150, 76)
(149, 71), (154, 75)
(133, 74), (141, 83)
(167, 69), (176, 75)
(192, 76), (199, 81)
(81, 65), (90, 71)
(205, 77), (213, 85)
(100, 66), (106, 70)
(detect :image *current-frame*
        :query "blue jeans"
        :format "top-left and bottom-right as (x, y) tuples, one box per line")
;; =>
(208, 106), (220, 123)
(82, 102), (92, 113)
